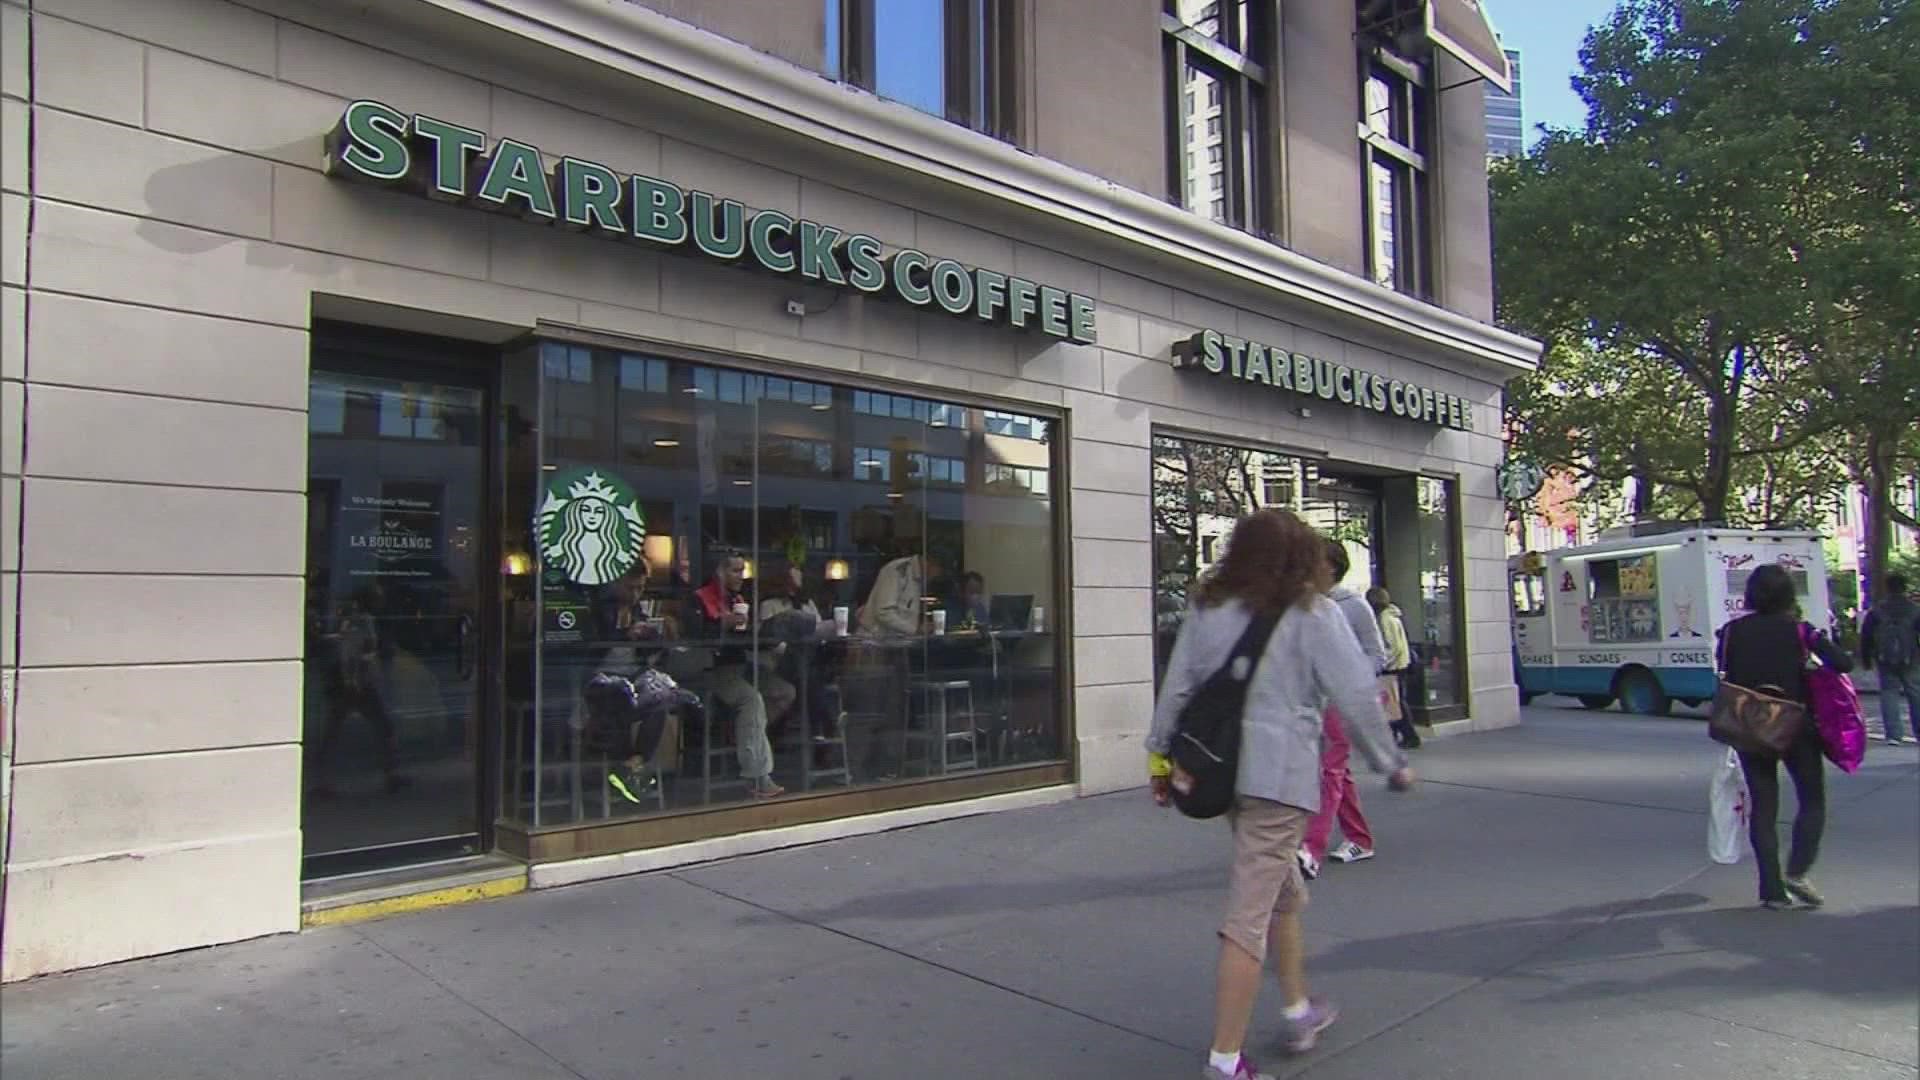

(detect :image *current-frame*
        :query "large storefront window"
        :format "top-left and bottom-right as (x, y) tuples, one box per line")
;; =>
(504, 343), (1065, 836)
(1151, 432), (1466, 721)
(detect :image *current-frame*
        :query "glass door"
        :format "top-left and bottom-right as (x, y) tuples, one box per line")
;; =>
(303, 359), (490, 878)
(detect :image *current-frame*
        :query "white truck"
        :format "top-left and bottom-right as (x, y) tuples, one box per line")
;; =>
(1509, 524), (1830, 715)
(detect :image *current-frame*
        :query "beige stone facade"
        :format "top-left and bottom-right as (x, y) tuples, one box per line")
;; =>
(0, 0), (1537, 979)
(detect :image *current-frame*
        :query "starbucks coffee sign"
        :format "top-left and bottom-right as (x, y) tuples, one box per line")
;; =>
(1172, 329), (1475, 431)
(325, 101), (1098, 344)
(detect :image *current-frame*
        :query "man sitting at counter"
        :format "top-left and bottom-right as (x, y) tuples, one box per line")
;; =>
(949, 571), (990, 633)
(687, 549), (794, 799)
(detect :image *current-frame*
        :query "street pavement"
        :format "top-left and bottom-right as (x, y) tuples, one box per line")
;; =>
(4, 703), (1916, 1079)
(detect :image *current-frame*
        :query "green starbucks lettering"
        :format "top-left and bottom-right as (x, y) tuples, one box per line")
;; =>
(323, 99), (1098, 344)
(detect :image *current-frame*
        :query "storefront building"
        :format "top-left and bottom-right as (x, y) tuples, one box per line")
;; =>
(0, 0), (1539, 978)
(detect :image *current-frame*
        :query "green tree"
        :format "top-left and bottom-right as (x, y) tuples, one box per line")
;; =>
(1494, 0), (1919, 536)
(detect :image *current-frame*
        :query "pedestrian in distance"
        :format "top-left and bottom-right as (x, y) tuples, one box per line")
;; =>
(1858, 573), (1920, 746)
(1369, 586), (1420, 749)
(1148, 510), (1414, 1079)
(1298, 540), (1388, 879)
(1716, 563), (1854, 910)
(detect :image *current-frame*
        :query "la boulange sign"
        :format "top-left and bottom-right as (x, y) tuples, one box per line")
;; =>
(324, 101), (1097, 344)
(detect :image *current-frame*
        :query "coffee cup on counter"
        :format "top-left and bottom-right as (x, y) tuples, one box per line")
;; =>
(930, 610), (948, 635)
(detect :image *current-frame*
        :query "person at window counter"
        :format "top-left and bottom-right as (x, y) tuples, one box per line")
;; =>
(858, 550), (943, 637)
(688, 549), (793, 798)
(758, 559), (836, 741)
(949, 571), (990, 632)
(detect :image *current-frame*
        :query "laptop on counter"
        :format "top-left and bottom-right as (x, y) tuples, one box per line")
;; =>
(988, 594), (1033, 632)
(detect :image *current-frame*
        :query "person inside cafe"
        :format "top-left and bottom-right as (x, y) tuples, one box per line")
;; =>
(857, 549), (943, 637)
(757, 558), (841, 744)
(687, 548), (794, 798)
(843, 548), (944, 782)
(949, 571), (990, 632)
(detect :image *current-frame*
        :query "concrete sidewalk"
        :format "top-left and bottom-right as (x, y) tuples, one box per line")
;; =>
(4, 706), (1917, 1079)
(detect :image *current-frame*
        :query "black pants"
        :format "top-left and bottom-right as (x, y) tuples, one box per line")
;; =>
(1738, 732), (1826, 902)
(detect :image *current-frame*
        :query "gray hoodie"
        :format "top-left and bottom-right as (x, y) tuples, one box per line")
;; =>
(1149, 596), (1405, 812)
(1331, 585), (1389, 672)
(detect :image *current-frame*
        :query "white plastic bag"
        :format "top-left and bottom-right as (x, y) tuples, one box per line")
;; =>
(1707, 748), (1749, 865)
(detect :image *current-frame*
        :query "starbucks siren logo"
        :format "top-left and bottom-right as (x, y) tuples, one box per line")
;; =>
(537, 469), (646, 586)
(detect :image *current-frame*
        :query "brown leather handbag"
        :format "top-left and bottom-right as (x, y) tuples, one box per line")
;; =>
(1708, 680), (1806, 756)
(1709, 620), (1808, 756)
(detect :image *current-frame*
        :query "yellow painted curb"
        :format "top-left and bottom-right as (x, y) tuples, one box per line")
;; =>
(302, 875), (526, 929)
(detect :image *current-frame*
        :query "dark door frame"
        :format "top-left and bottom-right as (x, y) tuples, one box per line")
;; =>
(302, 322), (504, 881)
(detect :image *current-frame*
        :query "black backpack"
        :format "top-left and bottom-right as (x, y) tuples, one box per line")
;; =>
(1873, 597), (1918, 671)
(1170, 612), (1281, 820)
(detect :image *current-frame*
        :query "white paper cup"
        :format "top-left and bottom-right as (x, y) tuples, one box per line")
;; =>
(732, 602), (750, 623)
(833, 606), (850, 635)
(930, 610), (948, 635)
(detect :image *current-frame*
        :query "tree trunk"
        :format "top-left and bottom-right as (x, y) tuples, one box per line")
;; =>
(1863, 430), (1895, 601)
(1701, 391), (1736, 524)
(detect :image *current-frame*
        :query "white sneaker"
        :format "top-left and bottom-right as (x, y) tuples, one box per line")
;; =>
(1328, 841), (1375, 864)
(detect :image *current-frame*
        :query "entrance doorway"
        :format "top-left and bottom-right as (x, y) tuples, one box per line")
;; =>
(301, 336), (494, 879)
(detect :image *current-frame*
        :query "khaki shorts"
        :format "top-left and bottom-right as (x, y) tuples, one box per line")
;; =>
(1220, 796), (1312, 961)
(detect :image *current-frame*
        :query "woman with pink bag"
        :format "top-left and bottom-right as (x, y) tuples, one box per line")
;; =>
(1715, 564), (1855, 910)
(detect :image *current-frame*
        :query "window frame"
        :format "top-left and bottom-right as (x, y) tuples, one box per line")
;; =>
(1162, 1), (1272, 234)
(1358, 47), (1434, 299)
(834, 0), (1020, 141)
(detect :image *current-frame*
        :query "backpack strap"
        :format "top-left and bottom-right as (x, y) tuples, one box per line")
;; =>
(1227, 612), (1282, 678)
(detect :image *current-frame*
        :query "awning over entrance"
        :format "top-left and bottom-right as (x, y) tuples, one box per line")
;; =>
(1425, 0), (1511, 93)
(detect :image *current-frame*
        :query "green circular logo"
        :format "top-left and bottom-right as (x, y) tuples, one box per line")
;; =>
(536, 468), (646, 586)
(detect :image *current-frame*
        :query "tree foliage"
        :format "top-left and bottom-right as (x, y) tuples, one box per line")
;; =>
(1494, 0), (1919, 567)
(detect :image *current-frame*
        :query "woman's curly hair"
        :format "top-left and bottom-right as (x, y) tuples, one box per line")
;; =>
(1194, 509), (1329, 616)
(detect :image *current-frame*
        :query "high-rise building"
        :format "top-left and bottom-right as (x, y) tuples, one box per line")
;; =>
(1485, 48), (1525, 158)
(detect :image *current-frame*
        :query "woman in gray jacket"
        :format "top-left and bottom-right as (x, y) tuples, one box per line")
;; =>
(1148, 510), (1413, 1079)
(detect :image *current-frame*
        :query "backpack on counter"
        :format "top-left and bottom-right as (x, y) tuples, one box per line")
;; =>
(1169, 612), (1281, 820)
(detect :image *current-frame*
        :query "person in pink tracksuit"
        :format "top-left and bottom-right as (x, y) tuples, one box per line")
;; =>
(1299, 539), (1387, 879)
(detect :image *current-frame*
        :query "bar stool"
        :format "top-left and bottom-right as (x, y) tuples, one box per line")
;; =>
(905, 679), (979, 775)
(700, 693), (749, 804)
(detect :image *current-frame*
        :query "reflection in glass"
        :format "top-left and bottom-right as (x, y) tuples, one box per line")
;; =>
(303, 369), (485, 875)
(1181, 61), (1230, 224)
(873, 0), (946, 117)
(511, 344), (1065, 828)
(1151, 434), (1320, 683)
(1414, 477), (1459, 708)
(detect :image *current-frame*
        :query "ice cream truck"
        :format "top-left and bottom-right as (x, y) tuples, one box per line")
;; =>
(1509, 525), (1830, 715)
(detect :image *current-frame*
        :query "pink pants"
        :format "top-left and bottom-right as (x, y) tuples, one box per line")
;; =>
(1304, 707), (1374, 860)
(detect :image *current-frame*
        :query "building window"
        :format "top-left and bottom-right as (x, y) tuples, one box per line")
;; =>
(1163, 0), (1270, 231)
(1360, 50), (1432, 297)
(828, 0), (1018, 140)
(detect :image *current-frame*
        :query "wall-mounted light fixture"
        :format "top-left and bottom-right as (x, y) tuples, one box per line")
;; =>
(643, 534), (673, 570)
(825, 558), (850, 582)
